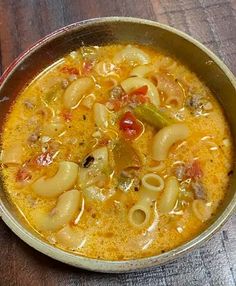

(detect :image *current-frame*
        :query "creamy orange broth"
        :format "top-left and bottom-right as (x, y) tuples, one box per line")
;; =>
(0, 45), (233, 260)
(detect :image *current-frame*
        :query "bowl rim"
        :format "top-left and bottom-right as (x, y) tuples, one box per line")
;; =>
(0, 16), (236, 273)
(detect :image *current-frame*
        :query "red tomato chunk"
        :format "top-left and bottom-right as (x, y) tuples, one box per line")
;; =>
(16, 168), (32, 182)
(60, 66), (80, 75)
(186, 160), (203, 180)
(119, 111), (143, 140)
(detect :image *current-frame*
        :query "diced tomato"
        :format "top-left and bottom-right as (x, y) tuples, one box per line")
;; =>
(119, 111), (143, 140)
(130, 93), (150, 104)
(129, 85), (148, 96)
(186, 160), (203, 179)
(129, 85), (150, 104)
(112, 100), (123, 111)
(16, 167), (32, 182)
(99, 138), (109, 146)
(107, 86), (150, 111)
(61, 109), (72, 122)
(60, 66), (80, 75)
(36, 152), (53, 166)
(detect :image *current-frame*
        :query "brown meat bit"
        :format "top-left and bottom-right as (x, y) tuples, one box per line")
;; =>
(191, 181), (206, 200)
(186, 94), (207, 116)
(109, 85), (125, 99)
(27, 133), (40, 144)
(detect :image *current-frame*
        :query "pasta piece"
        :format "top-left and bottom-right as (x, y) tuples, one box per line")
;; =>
(128, 174), (164, 227)
(95, 61), (115, 76)
(81, 94), (96, 109)
(93, 103), (109, 129)
(104, 76), (119, 89)
(56, 225), (85, 249)
(1, 145), (23, 165)
(159, 176), (179, 213)
(31, 189), (80, 231)
(63, 77), (94, 109)
(147, 161), (166, 172)
(154, 56), (177, 72)
(121, 77), (160, 106)
(152, 123), (190, 161)
(113, 45), (150, 65)
(192, 199), (212, 222)
(128, 201), (151, 227)
(130, 65), (154, 77)
(141, 173), (164, 192)
(32, 161), (78, 197)
(90, 146), (109, 168)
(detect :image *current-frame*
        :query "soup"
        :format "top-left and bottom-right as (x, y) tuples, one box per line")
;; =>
(0, 45), (233, 260)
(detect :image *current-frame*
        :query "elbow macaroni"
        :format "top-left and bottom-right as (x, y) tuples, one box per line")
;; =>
(56, 225), (85, 249)
(141, 173), (165, 193)
(81, 94), (96, 109)
(113, 45), (150, 65)
(159, 176), (179, 213)
(32, 161), (78, 197)
(130, 65), (154, 77)
(32, 189), (81, 231)
(128, 173), (164, 227)
(152, 123), (190, 161)
(93, 103), (109, 129)
(192, 199), (212, 222)
(63, 77), (94, 109)
(95, 61), (115, 76)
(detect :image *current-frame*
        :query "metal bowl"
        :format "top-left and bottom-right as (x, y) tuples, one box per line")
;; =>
(0, 17), (235, 273)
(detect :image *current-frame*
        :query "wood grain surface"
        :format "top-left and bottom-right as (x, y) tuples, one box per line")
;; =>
(0, 0), (236, 285)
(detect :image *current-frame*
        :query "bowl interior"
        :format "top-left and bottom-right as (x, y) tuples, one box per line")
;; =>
(0, 18), (235, 272)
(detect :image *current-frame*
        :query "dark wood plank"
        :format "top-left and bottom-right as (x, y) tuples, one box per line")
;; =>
(0, 0), (235, 285)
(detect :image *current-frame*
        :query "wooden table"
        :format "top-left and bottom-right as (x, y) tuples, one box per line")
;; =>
(0, 0), (235, 285)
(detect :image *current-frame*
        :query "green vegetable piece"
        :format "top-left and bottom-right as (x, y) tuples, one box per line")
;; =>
(44, 84), (63, 103)
(134, 103), (174, 129)
(113, 139), (141, 174)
